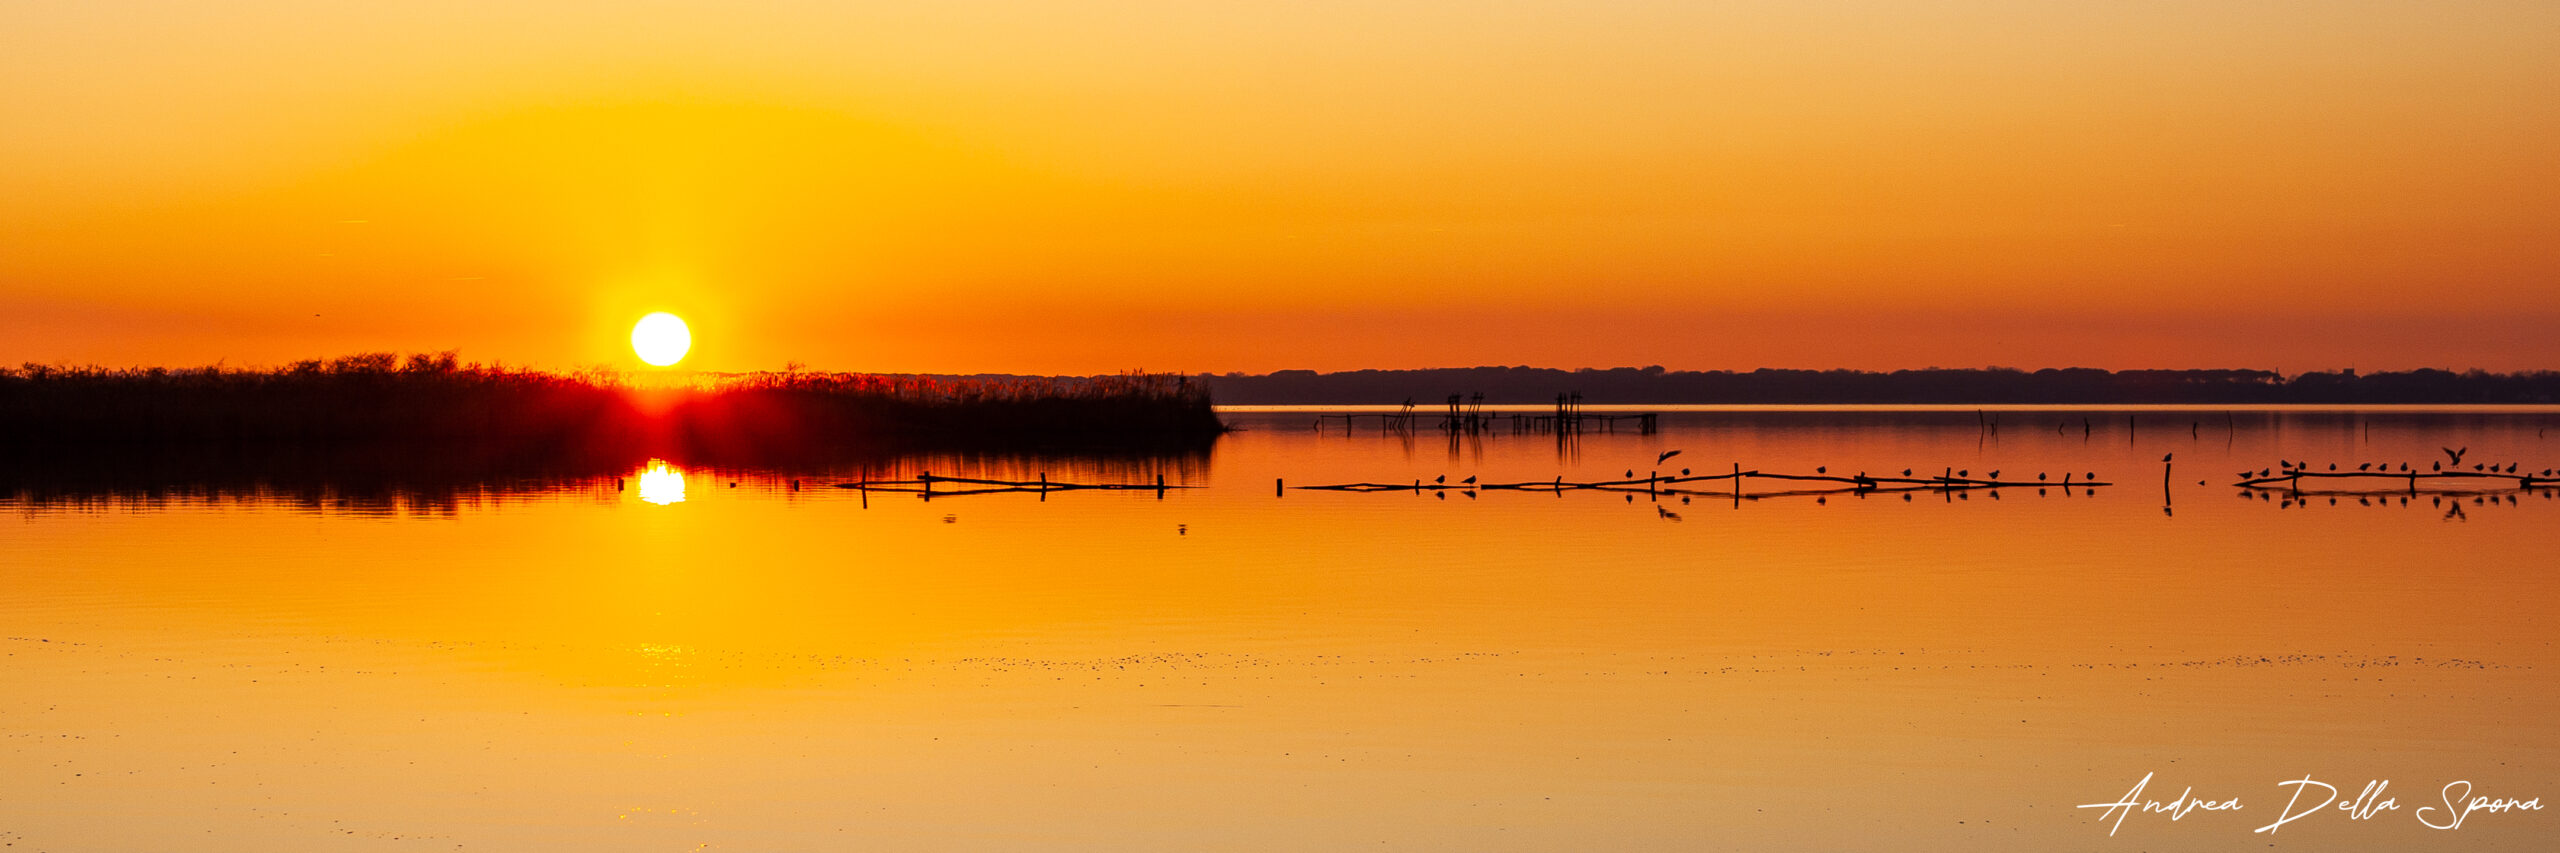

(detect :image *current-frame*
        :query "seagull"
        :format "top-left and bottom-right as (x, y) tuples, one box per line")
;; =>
(2444, 446), (2468, 466)
(1657, 449), (1684, 464)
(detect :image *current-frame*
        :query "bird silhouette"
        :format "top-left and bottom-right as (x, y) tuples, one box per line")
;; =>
(1435, 474), (1446, 484)
(1987, 469), (2000, 479)
(2037, 472), (2047, 481)
(2162, 453), (2173, 463)
(2328, 463), (2337, 471)
(1657, 449), (1684, 464)
(1460, 475), (1477, 485)
(2433, 461), (2442, 471)
(2398, 463), (2408, 471)
(1816, 466), (1827, 474)
(2505, 463), (2518, 473)
(1957, 469), (1969, 477)
(1624, 469), (1634, 478)
(1901, 468), (1913, 477)
(1679, 468), (1690, 476)
(2257, 468), (2269, 477)
(2358, 463), (2371, 471)
(2444, 446), (2467, 465)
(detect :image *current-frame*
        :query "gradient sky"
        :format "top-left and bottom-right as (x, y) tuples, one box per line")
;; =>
(5, 1), (2555, 374)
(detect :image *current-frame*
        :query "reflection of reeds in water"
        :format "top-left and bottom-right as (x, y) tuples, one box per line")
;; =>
(0, 353), (1221, 509)
(0, 352), (1224, 451)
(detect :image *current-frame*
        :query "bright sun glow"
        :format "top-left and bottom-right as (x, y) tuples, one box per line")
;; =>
(631, 312), (692, 366)
(635, 460), (687, 505)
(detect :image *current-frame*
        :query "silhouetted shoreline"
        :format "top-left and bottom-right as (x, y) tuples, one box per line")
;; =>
(1197, 366), (2560, 405)
(0, 353), (1226, 456)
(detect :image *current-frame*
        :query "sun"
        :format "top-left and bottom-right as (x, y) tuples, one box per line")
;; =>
(631, 312), (692, 366)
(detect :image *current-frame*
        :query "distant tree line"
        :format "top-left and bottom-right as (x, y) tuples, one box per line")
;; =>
(1194, 366), (2560, 405)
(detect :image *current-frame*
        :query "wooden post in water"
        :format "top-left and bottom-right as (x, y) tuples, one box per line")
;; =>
(1276, 477), (1284, 497)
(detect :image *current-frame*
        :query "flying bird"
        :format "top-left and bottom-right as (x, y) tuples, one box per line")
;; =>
(2444, 446), (2467, 465)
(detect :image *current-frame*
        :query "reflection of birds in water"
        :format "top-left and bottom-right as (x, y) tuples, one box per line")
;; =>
(1656, 506), (1681, 522)
(1657, 449), (1684, 464)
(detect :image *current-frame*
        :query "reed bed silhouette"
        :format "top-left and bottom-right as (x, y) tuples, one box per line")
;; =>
(0, 352), (1224, 459)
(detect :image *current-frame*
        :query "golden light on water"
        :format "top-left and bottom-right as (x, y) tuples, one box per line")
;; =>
(635, 460), (687, 505)
(631, 312), (693, 367)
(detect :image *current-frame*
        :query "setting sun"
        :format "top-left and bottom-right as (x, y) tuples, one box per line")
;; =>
(631, 312), (692, 366)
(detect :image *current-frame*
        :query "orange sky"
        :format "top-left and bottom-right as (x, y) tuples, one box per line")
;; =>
(4, 1), (2555, 374)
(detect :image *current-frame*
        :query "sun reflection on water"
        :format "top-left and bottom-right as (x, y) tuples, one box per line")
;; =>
(635, 460), (687, 505)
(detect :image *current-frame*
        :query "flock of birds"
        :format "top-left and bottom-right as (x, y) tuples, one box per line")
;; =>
(2234, 446), (2552, 481)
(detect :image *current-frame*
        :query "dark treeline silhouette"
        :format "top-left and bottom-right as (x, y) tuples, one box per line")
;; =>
(1198, 366), (2560, 405)
(0, 352), (1225, 460)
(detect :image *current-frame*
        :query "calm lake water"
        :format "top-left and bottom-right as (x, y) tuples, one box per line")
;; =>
(6, 406), (2557, 851)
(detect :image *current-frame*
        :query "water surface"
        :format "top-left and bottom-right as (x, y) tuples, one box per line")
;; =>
(6, 407), (2556, 850)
